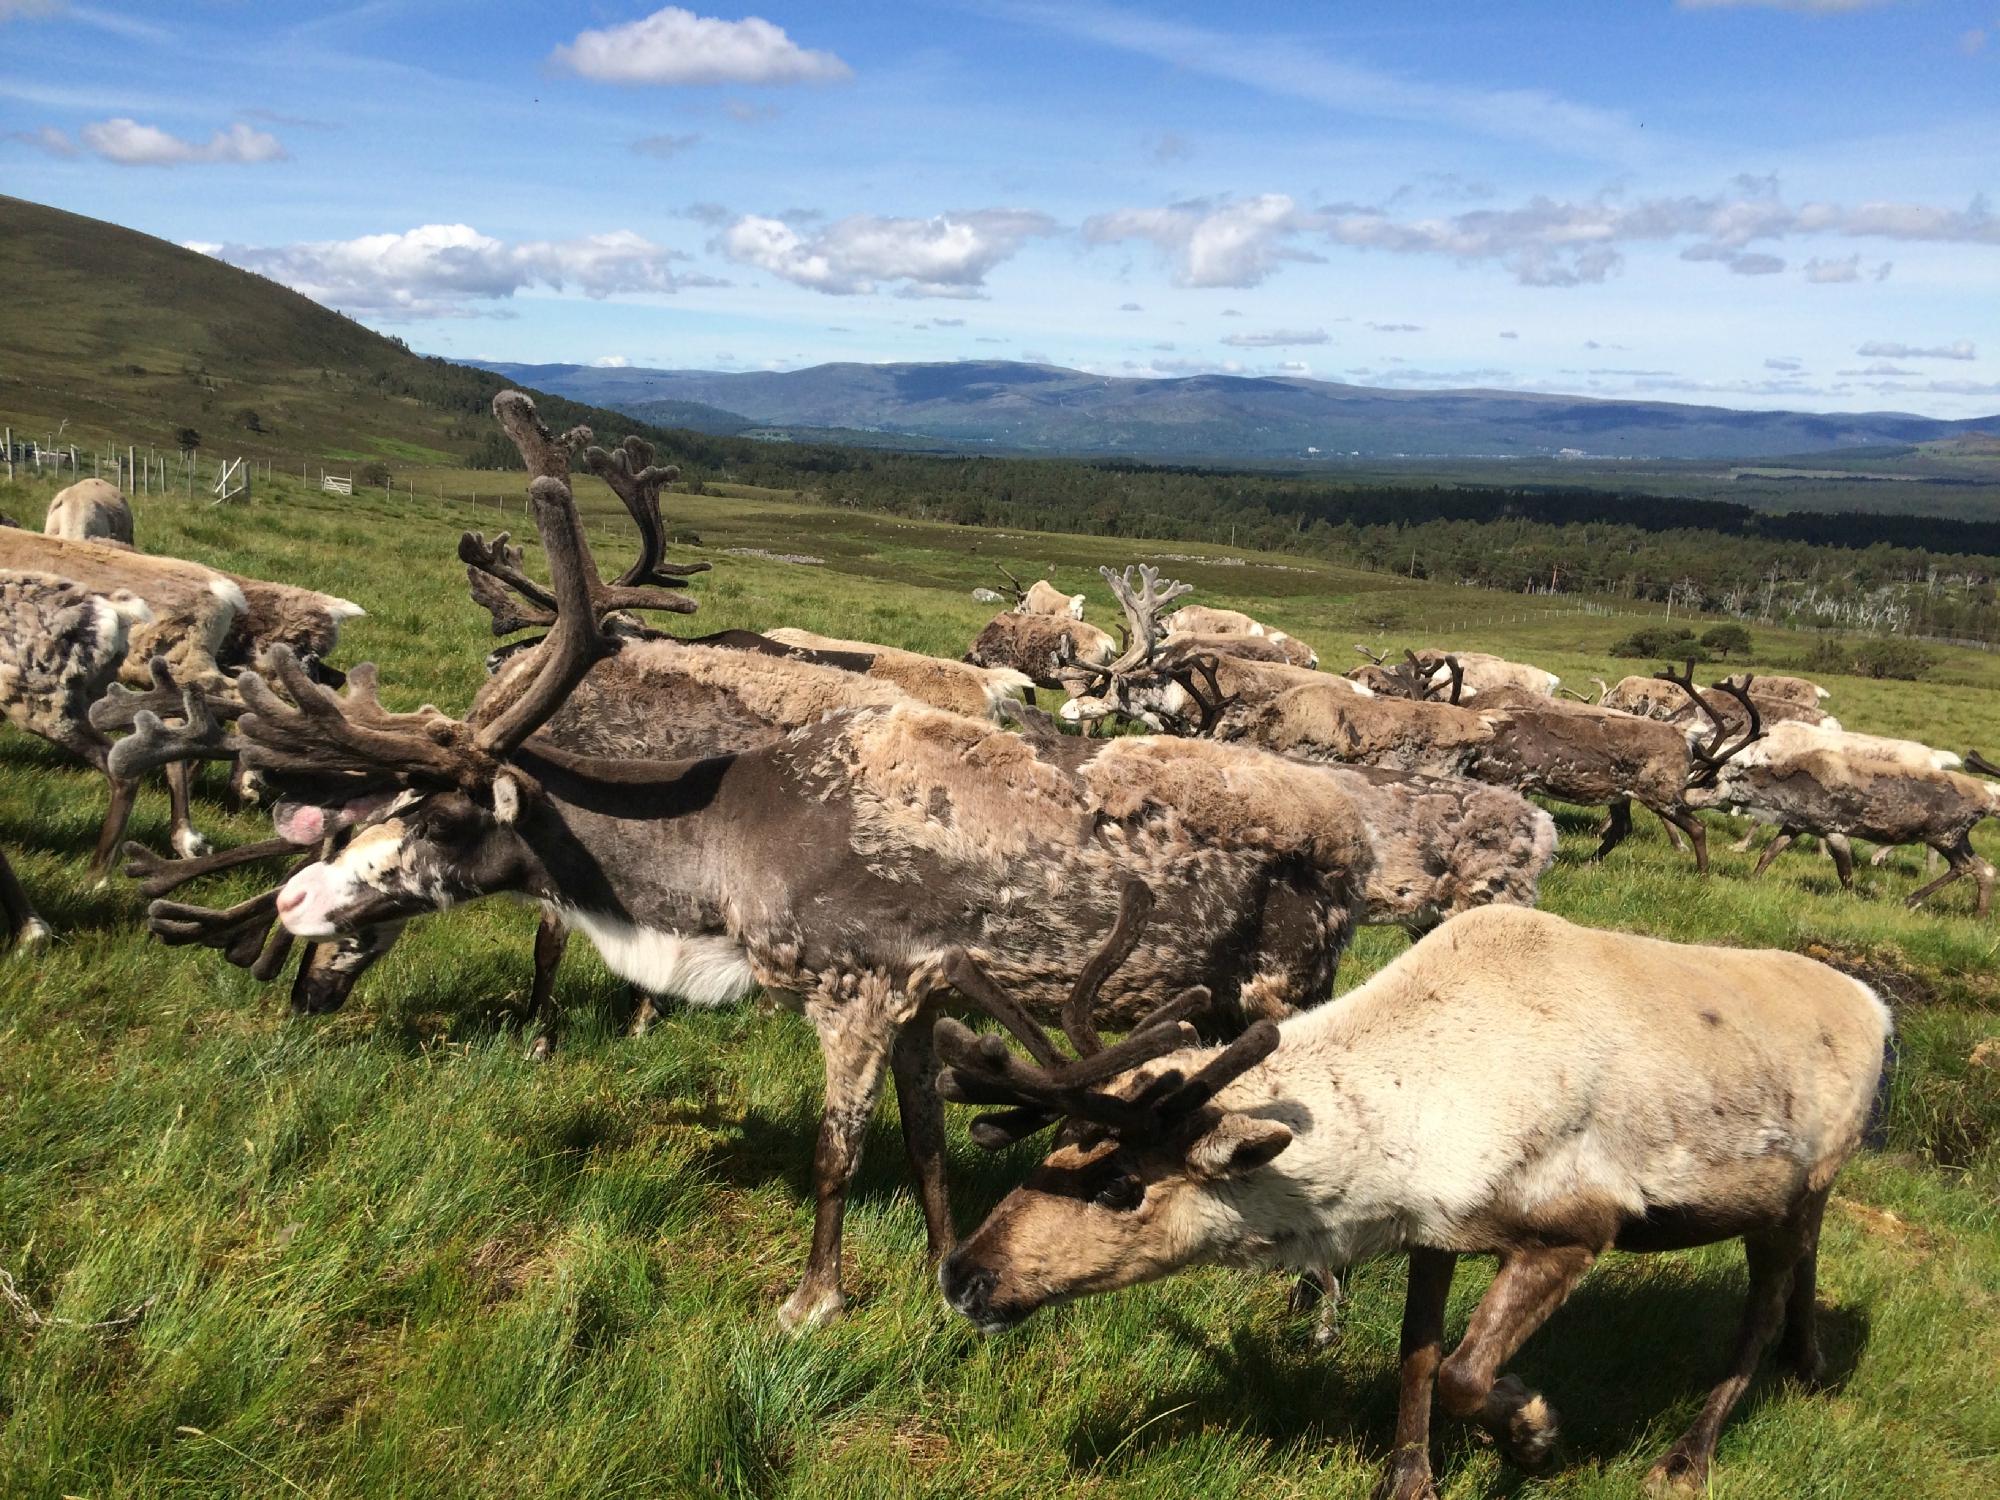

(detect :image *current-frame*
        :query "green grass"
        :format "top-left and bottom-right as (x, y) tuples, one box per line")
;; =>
(3, 471), (1998, 1498)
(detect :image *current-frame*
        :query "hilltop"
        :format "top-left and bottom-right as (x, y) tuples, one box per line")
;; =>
(0, 195), (691, 466)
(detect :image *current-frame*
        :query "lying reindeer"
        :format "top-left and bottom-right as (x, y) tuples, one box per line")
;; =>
(936, 897), (1890, 1500)
(129, 391), (1379, 1333)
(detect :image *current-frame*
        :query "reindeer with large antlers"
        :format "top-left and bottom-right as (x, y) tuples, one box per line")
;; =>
(223, 391), (1376, 1329)
(939, 897), (1890, 1500)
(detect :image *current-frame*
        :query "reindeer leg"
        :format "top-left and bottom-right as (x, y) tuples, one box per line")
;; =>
(0, 848), (49, 952)
(1752, 827), (1799, 877)
(525, 911), (568, 1061)
(1645, 1194), (1821, 1495)
(89, 772), (141, 877)
(1660, 808), (1709, 874)
(1436, 1243), (1597, 1472)
(1287, 1265), (1348, 1348)
(1905, 838), (1974, 912)
(780, 987), (900, 1332)
(1658, 814), (1688, 853)
(1825, 834), (1856, 891)
(1777, 1190), (1830, 1388)
(627, 988), (665, 1037)
(1371, 1248), (1457, 1500)
(164, 760), (210, 858)
(1731, 825), (1762, 854)
(1590, 799), (1632, 863)
(890, 1002), (955, 1260)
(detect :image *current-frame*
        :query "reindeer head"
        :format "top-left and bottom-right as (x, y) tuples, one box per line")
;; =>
(935, 882), (1288, 1333)
(237, 393), (701, 939)
(1056, 565), (1208, 730)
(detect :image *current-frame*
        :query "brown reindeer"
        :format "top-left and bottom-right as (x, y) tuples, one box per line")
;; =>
(158, 391), (1377, 1331)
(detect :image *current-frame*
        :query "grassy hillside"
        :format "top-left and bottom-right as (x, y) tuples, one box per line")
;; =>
(0, 196), (694, 471)
(1, 463), (1996, 1499)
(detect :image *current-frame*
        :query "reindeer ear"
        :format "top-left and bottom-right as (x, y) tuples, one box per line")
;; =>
(1185, 1114), (1292, 1180)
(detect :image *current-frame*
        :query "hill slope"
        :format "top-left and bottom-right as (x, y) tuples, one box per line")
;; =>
(0, 195), (689, 465)
(480, 357), (2000, 463)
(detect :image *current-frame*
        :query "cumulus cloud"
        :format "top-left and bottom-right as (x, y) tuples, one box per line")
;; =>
(718, 208), (1055, 296)
(591, 355), (632, 368)
(632, 132), (701, 158)
(1084, 193), (1314, 288)
(1856, 339), (1977, 360)
(1220, 327), (1329, 347)
(195, 222), (719, 318)
(552, 7), (850, 87)
(16, 117), (286, 165)
(1089, 179), (2000, 288)
(1802, 254), (1862, 283)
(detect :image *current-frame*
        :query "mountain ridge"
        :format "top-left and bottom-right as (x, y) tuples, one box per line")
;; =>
(473, 358), (2000, 463)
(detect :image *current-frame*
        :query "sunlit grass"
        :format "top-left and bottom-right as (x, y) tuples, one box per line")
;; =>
(1, 472), (1996, 1498)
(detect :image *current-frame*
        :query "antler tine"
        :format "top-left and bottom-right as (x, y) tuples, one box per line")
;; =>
(1169, 652), (1231, 735)
(1059, 880), (1155, 1055)
(581, 436), (710, 591)
(107, 692), (241, 780)
(147, 888), (285, 968)
(1098, 564), (1191, 677)
(120, 835), (299, 898)
(994, 562), (1028, 606)
(1658, 662), (1761, 787)
(1353, 643), (1389, 666)
(1439, 654), (1465, 706)
(493, 389), (582, 482)
(1157, 1020), (1282, 1120)
(1965, 748), (2000, 779)
(941, 950), (1066, 1068)
(89, 656), (244, 734)
(460, 530), (559, 636)
(238, 646), (489, 786)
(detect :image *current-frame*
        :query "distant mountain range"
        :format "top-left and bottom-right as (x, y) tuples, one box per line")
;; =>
(473, 359), (2000, 463)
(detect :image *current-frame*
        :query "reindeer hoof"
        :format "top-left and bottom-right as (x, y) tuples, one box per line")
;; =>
(1369, 1446), (1437, 1500)
(172, 829), (212, 859)
(10, 918), (52, 955)
(1643, 1443), (1709, 1497)
(525, 1033), (554, 1063)
(776, 1283), (845, 1333)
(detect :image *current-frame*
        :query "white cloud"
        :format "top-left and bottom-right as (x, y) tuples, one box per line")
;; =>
(197, 222), (718, 319)
(1220, 327), (1329, 347)
(591, 355), (632, 368)
(719, 208), (1055, 296)
(1368, 321), (1425, 332)
(1088, 179), (2000, 289)
(632, 132), (700, 158)
(1765, 356), (1804, 371)
(15, 117), (287, 165)
(552, 7), (850, 87)
(0, 1), (65, 19)
(4, 124), (76, 155)
(1856, 339), (1977, 360)
(1802, 254), (1861, 283)
(1498, 330), (1519, 339)
(1084, 193), (1311, 288)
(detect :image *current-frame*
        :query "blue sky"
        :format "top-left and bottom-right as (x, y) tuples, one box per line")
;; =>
(4, 0), (1999, 415)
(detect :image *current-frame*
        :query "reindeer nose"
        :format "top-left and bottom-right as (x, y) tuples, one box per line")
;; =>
(277, 885), (306, 916)
(941, 1253), (996, 1319)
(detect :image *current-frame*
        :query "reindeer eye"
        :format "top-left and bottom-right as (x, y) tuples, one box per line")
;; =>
(1093, 1173), (1144, 1212)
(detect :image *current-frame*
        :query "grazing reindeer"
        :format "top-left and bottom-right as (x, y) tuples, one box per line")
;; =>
(965, 610), (1118, 697)
(764, 627), (1032, 720)
(1163, 603), (1318, 668)
(0, 568), (184, 874)
(44, 478), (134, 547)
(936, 900), (1890, 1500)
(179, 391), (1375, 1330)
(994, 564), (1084, 619)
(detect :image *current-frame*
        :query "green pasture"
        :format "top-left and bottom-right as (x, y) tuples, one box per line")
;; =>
(1, 469), (1996, 1498)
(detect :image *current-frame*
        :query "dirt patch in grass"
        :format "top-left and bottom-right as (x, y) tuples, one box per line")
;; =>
(1801, 942), (1939, 1008)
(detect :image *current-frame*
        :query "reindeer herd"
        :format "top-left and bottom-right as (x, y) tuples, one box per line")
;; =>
(0, 391), (1969, 1496)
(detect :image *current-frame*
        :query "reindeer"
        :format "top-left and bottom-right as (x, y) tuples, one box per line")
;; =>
(964, 610), (1118, 698)
(993, 564), (1084, 618)
(150, 391), (1376, 1331)
(1602, 672), (1835, 730)
(1413, 648), (1559, 699)
(44, 477), (134, 547)
(764, 627), (1032, 720)
(1689, 738), (2000, 914)
(0, 568), (210, 875)
(1164, 603), (1318, 668)
(935, 898), (1890, 1500)
(1724, 672), (1829, 710)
